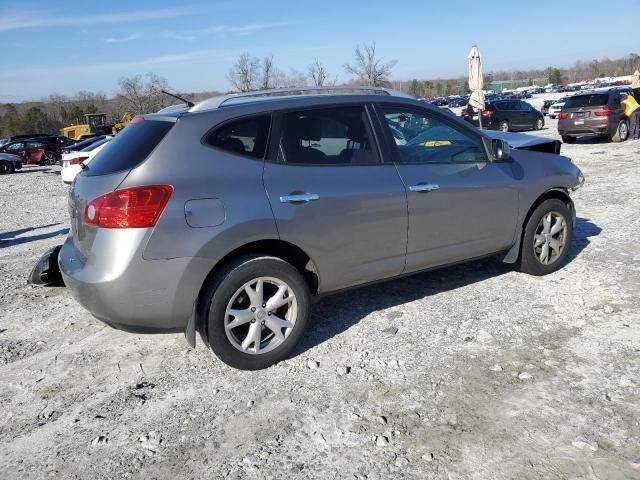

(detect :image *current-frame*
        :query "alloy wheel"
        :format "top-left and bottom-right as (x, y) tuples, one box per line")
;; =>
(619, 121), (629, 141)
(533, 211), (568, 265)
(223, 276), (298, 355)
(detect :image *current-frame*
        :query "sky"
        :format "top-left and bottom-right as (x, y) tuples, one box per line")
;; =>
(0, 0), (637, 102)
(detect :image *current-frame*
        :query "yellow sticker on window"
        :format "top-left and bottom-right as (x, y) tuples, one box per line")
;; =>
(421, 140), (452, 147)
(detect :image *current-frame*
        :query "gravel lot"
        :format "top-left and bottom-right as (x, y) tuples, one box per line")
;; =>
(1, 104), (639, 479)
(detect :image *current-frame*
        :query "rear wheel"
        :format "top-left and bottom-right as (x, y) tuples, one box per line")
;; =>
(516, 199), (573, 276)
(499, 120), (510, 132)
(561, 135), (576, 144)
(0, 160), (12, 174)
(611, 119), (629, 142)
(203, 255), (310, 370)
(535, 117), (544, 130)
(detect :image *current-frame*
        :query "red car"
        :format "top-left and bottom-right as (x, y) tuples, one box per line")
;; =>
(0, 140), (58, 166)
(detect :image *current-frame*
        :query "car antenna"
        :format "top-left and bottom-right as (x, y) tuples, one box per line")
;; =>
(161, 90), (194, 108)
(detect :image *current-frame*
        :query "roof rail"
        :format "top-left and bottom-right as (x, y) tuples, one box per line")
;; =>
(189, 86), (414, 112)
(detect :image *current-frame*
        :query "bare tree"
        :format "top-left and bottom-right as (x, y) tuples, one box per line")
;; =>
(279, 69), (308, 88)
(260, 56), (280, 90)
(343, 42), (397, 87)
(308, 58), (328, 86)
(227, 53), (260, 92)
(116, 72), (169, 115)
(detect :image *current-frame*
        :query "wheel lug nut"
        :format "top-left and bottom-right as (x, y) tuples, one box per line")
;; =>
(262, 304), (266, 308)
(251, 319), (255, 323)
(251, 307), (256, 312)
(261, 321), (265, 325)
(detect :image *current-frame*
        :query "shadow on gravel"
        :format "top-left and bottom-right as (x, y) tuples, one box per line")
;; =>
(0, 223), (69, 249)
(295, 217), (601, 357)
(573, 137), (611, 145)
(296, 258), (512, 357)
(565, 217), (601, 263)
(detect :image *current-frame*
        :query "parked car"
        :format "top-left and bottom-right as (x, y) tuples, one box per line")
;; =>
(39, 87), (583, 370)
(0, 152), (23, 174)
(448, 98), (468, 108)
(541, 100), (556, 116)
(557, 88), (632, 143)
(462, 100), (544, 132)
(62, 135), (110, 155)
(61, 139), (110, 183)
(27, 135), (77, 148)
(0, 133), (52, 147)
(0, 141), (49, 165)
(548, 97), (569, 119)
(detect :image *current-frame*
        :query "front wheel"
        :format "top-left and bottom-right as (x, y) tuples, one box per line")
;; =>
(611, 119), (629, 143)
(516, 199), (573, 276)
(535, 117), (544, 130)
(203, 255), (310, 370)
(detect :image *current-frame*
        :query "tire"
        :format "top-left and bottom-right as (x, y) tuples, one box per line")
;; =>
(202, 255), (310, 370)
(516, 199), (573, 276)
(611, 119), (629, 143)
(499, 120), (510, 132)
(535, 117), (544, 130)
(0, 160), (12, 175)
(561, 135), (576, 144)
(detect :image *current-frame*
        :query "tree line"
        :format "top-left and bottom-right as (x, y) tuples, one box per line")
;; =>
(1, 45), (638, 137)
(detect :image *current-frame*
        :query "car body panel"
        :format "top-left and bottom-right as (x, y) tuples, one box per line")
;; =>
(58, 91), (583, 334)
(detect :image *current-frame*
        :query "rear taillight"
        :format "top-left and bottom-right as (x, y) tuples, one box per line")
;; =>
(84, 185), (173, 228)
(559, 112), (569, 119)
(594, 106), (614, 117)
(69, 156), (88, 165)
(462, 111), (469, 117)
(482, 109), (495, 117)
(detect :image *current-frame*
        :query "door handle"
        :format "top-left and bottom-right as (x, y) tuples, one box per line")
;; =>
(409, 184), (440, 193)
(280, 193), (320, 204)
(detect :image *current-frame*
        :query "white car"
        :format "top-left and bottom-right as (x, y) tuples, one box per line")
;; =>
(61, 139), (110, 183)
(548, 96), (569, 119)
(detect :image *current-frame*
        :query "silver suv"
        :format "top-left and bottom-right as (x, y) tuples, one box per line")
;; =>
(54, 87), (583, 370)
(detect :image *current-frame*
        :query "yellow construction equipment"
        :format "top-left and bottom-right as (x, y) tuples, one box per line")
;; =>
(112, 113), (133, 134)
(62, 112), (133, 140)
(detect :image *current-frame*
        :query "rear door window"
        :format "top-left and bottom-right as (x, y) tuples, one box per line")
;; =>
(205, 115), (270, 159)
(84, 119), (173, 176)
(279, 106), (379, 165)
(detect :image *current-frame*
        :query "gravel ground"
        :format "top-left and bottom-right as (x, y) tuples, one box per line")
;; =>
(1, 106), (639, 479)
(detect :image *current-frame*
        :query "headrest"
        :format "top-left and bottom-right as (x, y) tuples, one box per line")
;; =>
(290, 116), (322, 142)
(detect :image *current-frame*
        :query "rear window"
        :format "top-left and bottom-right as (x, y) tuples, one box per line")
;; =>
(205, 115), (270, 159)
(563, 94), (608, 108)
(84, 120), (173, 176)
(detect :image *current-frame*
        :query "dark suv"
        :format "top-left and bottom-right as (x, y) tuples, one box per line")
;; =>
(462, 100), (544, 132)
(557, 88), (632, 143)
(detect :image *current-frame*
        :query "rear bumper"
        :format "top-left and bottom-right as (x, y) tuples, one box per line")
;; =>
(558, 123), (611, 137)
(61, 165), (82, 184)
(58, 234), (210, 333)
(463, 116), (499, 129)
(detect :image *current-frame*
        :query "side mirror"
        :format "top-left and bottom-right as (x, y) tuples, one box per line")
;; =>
(492, 139), (511, 161)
